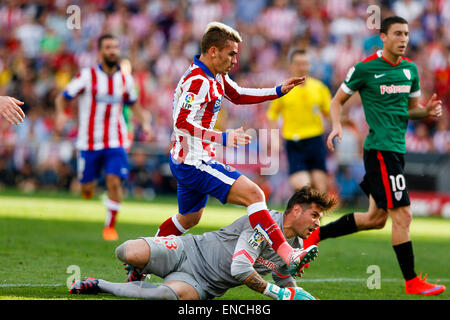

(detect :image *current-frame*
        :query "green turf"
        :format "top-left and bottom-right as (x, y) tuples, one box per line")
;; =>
(0, 193), (449, 300)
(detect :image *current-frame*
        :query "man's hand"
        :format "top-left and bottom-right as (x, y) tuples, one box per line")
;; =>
(55, 112), (68, 133)
(280, 77), (306, 94)
(141, 122), (153, 141)
(326, 124), (343, 152)
(264, 283), (316, 300)
(425, 93), (443, 118)
(0, 96), (25, 125)
(224, 127), (251, 148)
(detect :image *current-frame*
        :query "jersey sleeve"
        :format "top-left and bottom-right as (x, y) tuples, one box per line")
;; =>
(340, 63), (365, 95)
(174, 77), (223, 144)
(409, 64), (421, 98)
(223, 74), (282, 105)
(63, 68), (89, 100)
(124, 74), (138, 104)
(229, 227), (263, 282)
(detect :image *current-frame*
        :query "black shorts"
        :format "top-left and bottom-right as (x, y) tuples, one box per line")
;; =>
(285, 136), (327, 175)
(360, 149), (410, 210)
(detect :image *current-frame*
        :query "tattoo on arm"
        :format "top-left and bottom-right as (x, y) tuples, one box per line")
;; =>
(243, 271), (267, 293)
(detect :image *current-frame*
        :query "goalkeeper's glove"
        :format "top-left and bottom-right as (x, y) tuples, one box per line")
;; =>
(263, 283), (316, 300)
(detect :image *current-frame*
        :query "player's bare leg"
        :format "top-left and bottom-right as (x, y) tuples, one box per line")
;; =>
(80, 181), (96, 199)
(310, 170), (328, 193)
(227, 175), (297, 266)
(103, 174), (123, 241)
(354, 195), (388, 230)
(289, 171), (310, 191)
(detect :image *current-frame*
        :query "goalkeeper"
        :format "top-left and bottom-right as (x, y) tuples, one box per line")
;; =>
(70, 186), (336, 300)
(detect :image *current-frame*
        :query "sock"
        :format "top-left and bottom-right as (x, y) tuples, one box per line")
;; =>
(393, 241), (417, 281)
(247, 202), (292, 264)
(104, 198), (121, 229)
(302, 227), (321, 249)
(155, 214), (187, 236)
(97, 280), (179, 300)
(319, 213), (357, 241)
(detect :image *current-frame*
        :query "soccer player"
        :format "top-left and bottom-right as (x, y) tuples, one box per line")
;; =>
(55, 34), (151, 241)
(267, 49), (331, 193)
(0, 96), (25, 125)
(304, 16), (445, 295)
(70, 186), (336, 300)
(156, 22), (306, 270)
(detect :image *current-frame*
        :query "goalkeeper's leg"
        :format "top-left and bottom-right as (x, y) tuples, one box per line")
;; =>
(97, 280), (179, 299)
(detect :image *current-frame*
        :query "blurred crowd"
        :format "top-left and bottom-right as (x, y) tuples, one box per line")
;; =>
(0, 0), (449, 204)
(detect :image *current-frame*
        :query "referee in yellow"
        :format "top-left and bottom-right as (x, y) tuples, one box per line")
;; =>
(267, 49), (331, 193)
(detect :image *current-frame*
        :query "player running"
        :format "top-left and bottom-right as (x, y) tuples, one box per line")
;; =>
(304, 16), (445, 295)
(0, 96), (25, 125)
(55, 34), (151, 241)
(155, 21), (306, 272)
(70, 186), (336, 300)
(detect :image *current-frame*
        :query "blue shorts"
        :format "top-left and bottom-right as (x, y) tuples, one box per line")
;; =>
(169, 156), (242, 215)
(285, 135), (327, 175)
(78, 148), (129, 183)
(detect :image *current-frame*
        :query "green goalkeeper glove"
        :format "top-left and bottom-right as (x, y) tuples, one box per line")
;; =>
(263, 283), (316, 300)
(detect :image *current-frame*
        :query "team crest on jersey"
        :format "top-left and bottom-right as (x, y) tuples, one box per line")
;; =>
(213, 97), (222, 113)
(403, 69), (411, 80)
(222, 164), (235, 172)
(395, 191), (403, 201)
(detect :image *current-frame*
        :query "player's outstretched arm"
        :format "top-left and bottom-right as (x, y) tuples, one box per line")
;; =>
(223, 75), (305, 105)
(326, 87), (352, 152)
(0, 96), (25, 125)
(408, 94), (443, 120)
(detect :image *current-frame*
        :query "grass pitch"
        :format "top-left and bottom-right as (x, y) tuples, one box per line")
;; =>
(0, 192), (449, 300)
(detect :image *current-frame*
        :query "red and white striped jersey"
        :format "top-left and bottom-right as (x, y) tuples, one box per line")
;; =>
(63, 64), (137, 151)
(171, 55), (283, 166)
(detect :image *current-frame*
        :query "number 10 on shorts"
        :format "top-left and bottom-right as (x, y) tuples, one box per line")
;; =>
(389, 174), (406, 192)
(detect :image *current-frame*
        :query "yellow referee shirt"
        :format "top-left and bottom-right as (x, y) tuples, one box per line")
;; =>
(267, 77), (331, 141)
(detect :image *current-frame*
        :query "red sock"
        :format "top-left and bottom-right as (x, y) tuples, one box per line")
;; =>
(156, 214), (187, 236)
(104, 198), (120, 228)
(247, 202), (292, 264)
(303, 227), (321, 248)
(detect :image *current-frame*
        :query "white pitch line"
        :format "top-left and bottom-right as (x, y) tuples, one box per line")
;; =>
(1, 278), (449, 288)
(298, 278), (450, 283)
(0, 283), (64, 288)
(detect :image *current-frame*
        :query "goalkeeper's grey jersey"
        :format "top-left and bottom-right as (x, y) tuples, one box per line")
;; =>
(180, 210), (303, 297)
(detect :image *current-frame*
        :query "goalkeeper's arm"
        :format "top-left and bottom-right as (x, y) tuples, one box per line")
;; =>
(242, 271), (315, 300)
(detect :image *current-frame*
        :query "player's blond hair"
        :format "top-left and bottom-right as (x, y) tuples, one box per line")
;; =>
(201, 21), (242, 53)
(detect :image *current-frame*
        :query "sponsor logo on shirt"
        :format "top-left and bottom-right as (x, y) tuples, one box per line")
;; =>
(248, 230), (264, 248)
(185, 93), (195, 103)
(96, 94), (123, 104)
(380, 85), (411, 95)
(255, 256), (278, 271)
